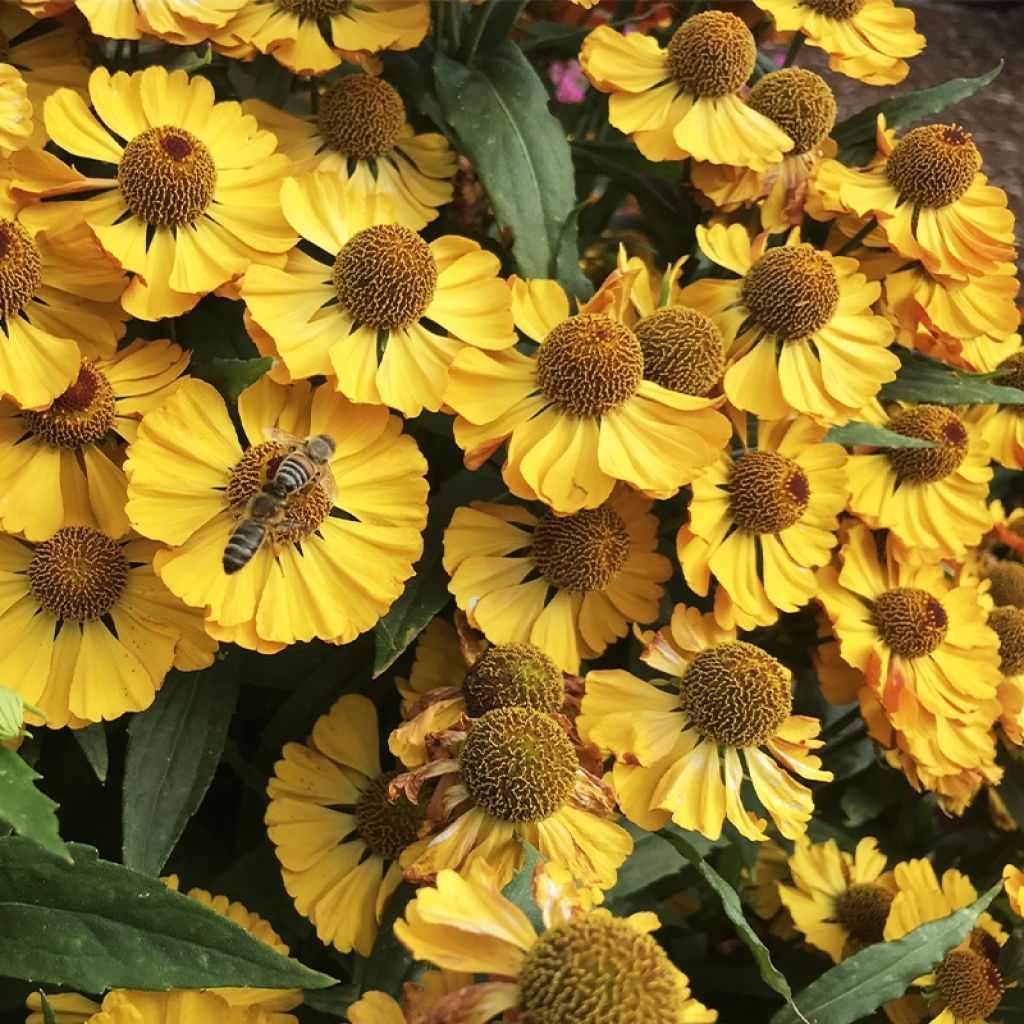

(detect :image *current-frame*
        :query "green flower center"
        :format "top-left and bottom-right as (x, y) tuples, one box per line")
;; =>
(354, 771), (425, 861)
(988, 606), (1024, 676)
(986, 562), (1024, 611)
(462, 643), (564, 718)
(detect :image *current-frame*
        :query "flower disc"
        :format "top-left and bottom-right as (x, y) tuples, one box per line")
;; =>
(665, 11), (756, 98)
(276, 0), (349, 14)
(518, 914), (686, 1024)
(23, 362), (116, 449)
(460, 707), (577, 823)
(886, 405), (968, 483)
(28, 526), (128, 621)
(885, 124), (981, 209)
(834, 883), (893, 948)
(986, 562), (1024, 610)
(934, 949), (1004, 1023)
(871, 587), (948, 658)
(728, 450), (810, 534)
(995, 353), (1024, 413)
(988, 606), (1024, 675)
(118, 126), (217, 226)
(317, 76), (405, 160)
(531, 505), (630, 592)
(633, 306), (724, 396)
(0, 218), (42, 321)
(355, 771), (425, 861)
(462, 643), (564, 718)
(680, 641), (792, 748)
(746, 69), (837, 154)
(741, 246), (839, 340)
(801, 0), (867, 17)
(333, 224), (437, 330)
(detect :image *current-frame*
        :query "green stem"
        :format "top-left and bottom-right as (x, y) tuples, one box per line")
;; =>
(309, 77), (319, 116)
(822, 722), (867, 758)
(129, 38), (140, 71)
(112, 39), (125, 69)
(165, 317), (178, 345)
(461, 0), (492, 65)
(818, 704), (863, 742)
(835, 216), (879, 257)
(783, 32), (804, 67)
(445, 0), (462, 52)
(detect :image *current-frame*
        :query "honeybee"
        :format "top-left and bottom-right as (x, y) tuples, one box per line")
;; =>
(265, 429), (338, 503)
(222, 480), (293, 575)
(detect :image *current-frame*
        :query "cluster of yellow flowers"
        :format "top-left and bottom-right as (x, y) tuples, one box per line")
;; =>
(2, 1), (1024, 1023)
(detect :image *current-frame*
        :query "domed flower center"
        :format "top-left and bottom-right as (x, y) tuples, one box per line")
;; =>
(833, 883), (893, 948)
(885, 124), (980, 209)
(460, 707), (577, 823)
(0, 218), (42, 321)
(354, 771), (425, 861)
(746, 68), (837, 155)
(872, 587), (948, 659)
(934, 949), (1004, 1023)
(317, 75), (405, 161)
(332, 224), (437, 331)
(275, 0), (349, 15)
(665, 11), (756, 98)
(226, 441), (333, 543)
(28, 526), (128, 621)
(518, 915), (686, 1024)
(23, 362), (116, 449)
(801, 0), (867, 18)
(633, 306), (724, 396)
(680, 641), (792, 748)
(462, 642), (564, 718)
(537, 314), (643, 418)
(995, 352), (1024, 416)
(988, 606), (1024, 676)
(531, 505), (630, 592)
(728, 450), (810, 534)
(118, 126), (217, 226)
(986, 562), (1024, 610)
(886, 405), (968, 483)
(741, 245), (840, 340)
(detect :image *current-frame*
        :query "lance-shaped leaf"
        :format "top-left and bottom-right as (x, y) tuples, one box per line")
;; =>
(0, 839), (335, 992)
(824, 422), (938, 449)
(879, 349), (1024, 405)
(191, 357), (275, 403)
(0, 747), (71, 862)
(769, 884), (1001, 1024)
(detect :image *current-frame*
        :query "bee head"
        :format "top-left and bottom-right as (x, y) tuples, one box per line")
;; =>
(308, 434), (336, 463)
(251, 491), (281, 519)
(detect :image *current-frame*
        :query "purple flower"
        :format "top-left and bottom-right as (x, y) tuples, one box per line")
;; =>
(549, 59), (588, 104)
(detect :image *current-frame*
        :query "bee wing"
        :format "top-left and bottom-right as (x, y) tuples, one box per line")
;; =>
(264, 426), (305, 446)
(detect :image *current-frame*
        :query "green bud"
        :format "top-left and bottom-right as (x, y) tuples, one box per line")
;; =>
(0, 686), (26, 740)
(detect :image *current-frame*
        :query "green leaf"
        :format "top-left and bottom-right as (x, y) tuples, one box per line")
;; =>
(0, 747), (71, 862)
(769, 884), (1001, 1024)
(433, 44), (590, 297)
(659, 828), (793, 1003)
(303, 984), (359, 1017)
(823, 422), (939, 449)
(0, 838), (334, 991)
(191, 357), (275, 404)
(38, 992), (57, 1024)
(995, 753), (1024, 832)
(879, 349), (1023, 406)
(123, 665), (240, 876)
(373, 466), (504, 676)
(607, 824), (705, 911)
(834, 63), (1003, 167)
(174, 295), (259, 361)
(72, 724), (108, 784)
(500, 839), (544, 932)
(354, 881), (422, 1000)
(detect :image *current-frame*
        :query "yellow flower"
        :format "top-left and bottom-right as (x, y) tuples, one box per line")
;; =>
(445, 276), (731, 513)
(14, 65), (296, 320)
(266, 695), (424, 955)
(682, 223), (897, 423)
(964, 339), (1024, 471)
(392, 861), (717, 1024)
(241, 172), (513, 416)
(212, 0), (430, 76)
(580, 606), (832, 841)
(0, 63), (31, 155)
(346, 971), (473, 1024)
(0, 215), (128, 410)
(692, 67), (838, 234)
(243, 73), (455, 230)
(0, 339), (188, 541)
(752, 0), (924, 85)
(777, 836), (895, 963)
(580, 13), (792, 167)
(810, 119), (1016, 280)
(677, 415), (848, 630)
(845, 402), (992, 562)
(884, 859), (1007, 1024)
(125, 376), (428, 652)
(0, 527), (215, 729)
(27, 991), (285, 1024)
(21, 0), (250, 41)
(393, 705), (632, 891)
(443, 488), (671, 673)
(1003, 864), (1024, 917)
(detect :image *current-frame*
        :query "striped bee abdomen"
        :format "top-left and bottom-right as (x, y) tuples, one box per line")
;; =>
(223, 520), (268, 574)
(273, 454), (314, 495)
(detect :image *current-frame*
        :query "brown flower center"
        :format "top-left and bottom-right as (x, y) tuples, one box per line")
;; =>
(665, 11), (756, 98)
(885, 124), (981, 209)
(354, 771), (425, 862)
(833, 883), (893, 948)
(0, 218), (42, 321)
(633, 306), (724, 396)
(118, 126), (217, 226)
(680, 641), (792, 748)
(462, 642), (564, 718)
(332, 224), (437, 330)
(531, 505), (630, 592)
(729, 450), (810, 534)
(275, 0), (348, 15)
(872, 587), (948, 659)
(23, 362), (116, 449)
(934, 949), (1004, 1023)
(989, 606), (1024, 676)
(537, 314), (643, 418)
(995, 352), (1024, 416)
(801, 0), (867, 18)
(518, 915), (686, 1024)
(460, 707), (577, 823)
(746, 68), (837, 155)
(886, 405), (968, 483)
(317, 75), (405, 161)
(741, 245), (840, 340)
(28, 526), (128, 621)
(986, 562), (1024, 610)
